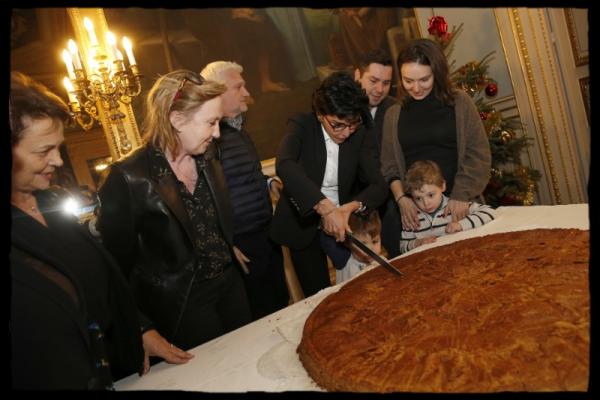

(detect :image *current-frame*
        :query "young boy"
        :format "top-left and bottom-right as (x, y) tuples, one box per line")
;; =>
(400, 160), (496, 253)
(337, 211), (383, 283)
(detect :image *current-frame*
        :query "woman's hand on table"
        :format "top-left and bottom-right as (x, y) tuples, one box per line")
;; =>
(141, 329), (194, 375)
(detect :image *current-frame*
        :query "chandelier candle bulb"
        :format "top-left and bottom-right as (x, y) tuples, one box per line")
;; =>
(83, 17), (99, 46)
(63, 77), (79, 106)
(106, 31), (122, 61)
(62, 50), (76, 80)
(68, 39), (82, 70)
(88, 47), (100, 73)
(122, 37), (136, 66)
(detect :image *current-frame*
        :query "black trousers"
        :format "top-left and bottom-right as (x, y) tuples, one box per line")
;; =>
(172, 265), (252, 351)
(380, 196), (402, 259)
(235, 229), (289, 320)
(289, 233), (331, 298)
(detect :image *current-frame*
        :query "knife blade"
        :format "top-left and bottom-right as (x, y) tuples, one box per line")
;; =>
(346, 231), (403, 277)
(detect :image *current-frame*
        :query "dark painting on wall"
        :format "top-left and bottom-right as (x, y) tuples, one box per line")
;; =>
(104, 7), (414, 160)
(11, 8), (75, 98)
(11, 7), (414, 162)
(11, 9), (40, 49)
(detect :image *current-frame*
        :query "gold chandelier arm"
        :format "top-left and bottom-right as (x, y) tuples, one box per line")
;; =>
(64, 8), (143, 160)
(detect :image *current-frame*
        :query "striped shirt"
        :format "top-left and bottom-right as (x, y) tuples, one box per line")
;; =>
(400, 195), (496, 253)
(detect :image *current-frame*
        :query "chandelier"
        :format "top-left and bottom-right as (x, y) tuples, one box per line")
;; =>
(62, 17), (142, 156)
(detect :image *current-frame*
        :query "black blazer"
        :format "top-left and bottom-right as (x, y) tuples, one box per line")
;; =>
(270, 112), (387, 250)
(370, 96), (398, 158)
(97, 144), (234, 341)
(11, 190), (143, 389)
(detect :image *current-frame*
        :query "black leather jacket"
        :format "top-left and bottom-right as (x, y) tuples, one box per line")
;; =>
(97, 144), (234, 341)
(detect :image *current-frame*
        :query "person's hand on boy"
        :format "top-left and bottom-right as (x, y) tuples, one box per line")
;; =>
(443, 199), (469, 222)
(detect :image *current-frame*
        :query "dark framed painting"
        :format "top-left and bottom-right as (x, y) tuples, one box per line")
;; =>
(579, 77), (590, 123)
(104, 7), (415, 160)
(564, 8), (588, 66)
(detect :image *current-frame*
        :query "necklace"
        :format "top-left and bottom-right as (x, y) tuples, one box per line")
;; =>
(169, 157), (197, 181)
(179, 167), (198, 181)
(11, 194), (40, 214)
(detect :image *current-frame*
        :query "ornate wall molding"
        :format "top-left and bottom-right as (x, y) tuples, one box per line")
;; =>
(564, 8), (588, 66)
(494, 8), (588, 205)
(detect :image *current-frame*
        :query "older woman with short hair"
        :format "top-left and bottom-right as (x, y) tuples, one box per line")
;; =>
(10, 71), (146, 389)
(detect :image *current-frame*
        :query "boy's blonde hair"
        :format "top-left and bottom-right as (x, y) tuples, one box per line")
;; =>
(349, 210), (381, 238)
(404, 160), (445, 194)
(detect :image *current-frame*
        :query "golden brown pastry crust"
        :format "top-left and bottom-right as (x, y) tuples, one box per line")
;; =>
(298, 229), (589, 392)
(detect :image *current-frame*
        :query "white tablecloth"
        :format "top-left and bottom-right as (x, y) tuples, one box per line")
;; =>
(115, 204), (589, 391)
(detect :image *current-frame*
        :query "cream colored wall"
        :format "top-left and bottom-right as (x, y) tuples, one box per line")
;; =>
(415, 8), (514, 101)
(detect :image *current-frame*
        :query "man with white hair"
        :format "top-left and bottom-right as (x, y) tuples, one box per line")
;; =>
(201, 61), (288, 319)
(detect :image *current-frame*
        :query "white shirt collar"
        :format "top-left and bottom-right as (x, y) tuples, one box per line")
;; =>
(370, 106), (377, 118)
(321, 123), (334, 144)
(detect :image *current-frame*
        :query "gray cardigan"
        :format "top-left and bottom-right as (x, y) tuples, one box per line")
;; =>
(380, 89), (491, 202)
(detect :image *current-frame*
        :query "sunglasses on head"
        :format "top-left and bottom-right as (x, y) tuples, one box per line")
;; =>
(170, 76), (205, 110)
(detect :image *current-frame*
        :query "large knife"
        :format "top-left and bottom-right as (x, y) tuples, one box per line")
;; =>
(346, 231), (403, 277)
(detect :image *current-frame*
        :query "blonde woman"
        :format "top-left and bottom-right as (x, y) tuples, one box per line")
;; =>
(97, 70), (252, 362)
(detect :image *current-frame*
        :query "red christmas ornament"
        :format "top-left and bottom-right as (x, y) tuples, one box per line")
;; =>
(500, 194), (518, 206)
(428, 16), (448, 37)
(479, 111), (490, 120)
(485, 179), (501, 192)
(485, 82), (498, 97)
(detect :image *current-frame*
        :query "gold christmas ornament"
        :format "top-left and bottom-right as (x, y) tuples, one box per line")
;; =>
(500, 130), (513, 143)
(523, 184), (535, 205)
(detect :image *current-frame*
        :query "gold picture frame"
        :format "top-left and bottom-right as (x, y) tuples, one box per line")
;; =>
(579, 77), (590, 123)
(564, 8), (588, 66)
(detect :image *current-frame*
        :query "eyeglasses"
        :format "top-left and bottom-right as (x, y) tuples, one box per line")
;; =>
(170, 76), (205, 110)
(323, 115), (362, 132)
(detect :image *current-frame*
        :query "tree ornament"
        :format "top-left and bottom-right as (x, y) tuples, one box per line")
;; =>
(480, 111), (490, 120)
(428, 16), (449, 37)
(501, 194), (518, 206)
(490, 168), (503, 179)
(500, 130), (513, 143)
(485, 82), (498, 97)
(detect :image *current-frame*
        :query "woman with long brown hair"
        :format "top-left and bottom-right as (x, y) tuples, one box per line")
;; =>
(380, 39), (491, 233)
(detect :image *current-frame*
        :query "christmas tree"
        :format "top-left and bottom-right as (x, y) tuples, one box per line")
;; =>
(428, 16), (541, 207)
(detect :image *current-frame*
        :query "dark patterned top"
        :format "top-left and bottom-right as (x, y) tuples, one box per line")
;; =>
(151, 148), (232, 280)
